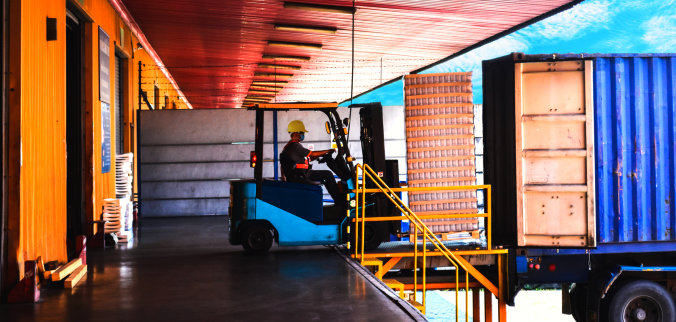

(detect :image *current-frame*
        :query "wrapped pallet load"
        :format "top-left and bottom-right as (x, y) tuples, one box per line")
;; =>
(404, 72), (479, 240)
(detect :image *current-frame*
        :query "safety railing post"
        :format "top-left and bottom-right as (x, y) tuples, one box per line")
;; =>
(466, 271), (470, 322)
(487, 186), (492, 250)
(422, 234), (427, 313)
(354, 165), (360, 259)
(360, 166), (366, 261)
(413, 225), (418, 300)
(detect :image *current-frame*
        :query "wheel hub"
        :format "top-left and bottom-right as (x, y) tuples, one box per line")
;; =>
(625, 296), (661, 322)
(633, 308), (646, 321)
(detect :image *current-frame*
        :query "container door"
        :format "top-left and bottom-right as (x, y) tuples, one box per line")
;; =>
(515, 61), (596, 247)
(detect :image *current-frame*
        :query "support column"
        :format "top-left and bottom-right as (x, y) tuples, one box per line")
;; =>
(484, 289), (493, 322)
(498, 253), (507, 322)
(254, 109), (264, 197)
(472, 288), (481, 322)
(272, 110), (278, 181)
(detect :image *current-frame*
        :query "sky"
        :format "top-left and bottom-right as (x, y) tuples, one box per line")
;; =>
(346, 0), (676, 106)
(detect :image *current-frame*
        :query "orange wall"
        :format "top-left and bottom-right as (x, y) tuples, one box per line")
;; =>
(8, 0), (190, 282)
(15, 0), (68, 277)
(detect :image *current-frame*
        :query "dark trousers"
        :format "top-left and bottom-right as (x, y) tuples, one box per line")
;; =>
(307, 170), (344, 208)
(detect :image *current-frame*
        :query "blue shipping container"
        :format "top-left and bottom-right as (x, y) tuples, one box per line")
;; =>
(594, 55), (676, 245)
(483, 53), (676, 254)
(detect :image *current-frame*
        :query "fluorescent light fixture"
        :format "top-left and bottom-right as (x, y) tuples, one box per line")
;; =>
(262, 54), (311, 61)
(252, 81), (289, 86)
(274, 24), (337, 34)
(254, 72), (294, 78)
(250, 85), (284, 90)
(258, 63), (301, 70)
(267, 40), (322, 50)
(248, 90), (279, 95)
(283, 2), (356, 15)
(247, 93), (276, 97)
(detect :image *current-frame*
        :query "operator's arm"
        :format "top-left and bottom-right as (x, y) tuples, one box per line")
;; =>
(308, 149), (334, 161)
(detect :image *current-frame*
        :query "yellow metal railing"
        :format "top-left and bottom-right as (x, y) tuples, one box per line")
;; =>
(351, 163), (506, 320)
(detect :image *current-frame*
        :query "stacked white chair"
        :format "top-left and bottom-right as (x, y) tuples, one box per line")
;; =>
(112, 153), (135, 243)
(102, 198), (123, 235)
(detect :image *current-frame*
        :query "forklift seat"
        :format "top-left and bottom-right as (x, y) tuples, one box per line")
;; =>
(260, 180), (323, 223)
(280, 164), (321, 185)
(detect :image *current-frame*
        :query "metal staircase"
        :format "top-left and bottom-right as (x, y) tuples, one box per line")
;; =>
(350, 163), (508, 321)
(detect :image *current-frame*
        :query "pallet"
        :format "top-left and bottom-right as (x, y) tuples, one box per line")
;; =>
(408, 229), (481, 242)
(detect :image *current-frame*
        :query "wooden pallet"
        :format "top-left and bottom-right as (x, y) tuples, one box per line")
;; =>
(408, 228), (481, 242)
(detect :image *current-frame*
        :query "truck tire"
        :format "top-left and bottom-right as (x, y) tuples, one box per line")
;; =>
(570, 283), (587, 322)
(607, 280), (675, 322)
(242, 223), (273, 253)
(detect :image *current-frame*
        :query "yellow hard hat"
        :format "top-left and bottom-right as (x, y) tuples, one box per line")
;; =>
(287, 120), (308, 133)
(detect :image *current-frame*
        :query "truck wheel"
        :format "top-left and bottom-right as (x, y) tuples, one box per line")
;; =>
(242, 224), (273, 253)
(570, 283), (587, 322)
(607, 280), (675, 322)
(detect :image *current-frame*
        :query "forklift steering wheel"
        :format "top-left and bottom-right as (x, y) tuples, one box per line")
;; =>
(317, 151), (334, 164)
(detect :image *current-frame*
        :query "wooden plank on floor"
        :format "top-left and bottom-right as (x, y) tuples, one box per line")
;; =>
(64, 265), (87, 289)
(44, 270), (55, 280)
(51, 258), (82, 281)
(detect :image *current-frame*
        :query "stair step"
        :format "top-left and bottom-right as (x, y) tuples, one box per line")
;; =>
(408, 299), (424, 310)
(361, 260), (382, 267)
(383, 279), (406, 299)
(383, 279), (404, 288)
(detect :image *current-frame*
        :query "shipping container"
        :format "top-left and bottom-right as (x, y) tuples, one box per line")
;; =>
(484, 53), (676, 322)
(484, 53), (676, 252)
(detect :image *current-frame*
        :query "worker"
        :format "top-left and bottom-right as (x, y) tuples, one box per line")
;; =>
(280, 120), (345, 209)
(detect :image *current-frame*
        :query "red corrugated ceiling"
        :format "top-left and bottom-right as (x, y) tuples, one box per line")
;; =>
(121, 0), (577, 109)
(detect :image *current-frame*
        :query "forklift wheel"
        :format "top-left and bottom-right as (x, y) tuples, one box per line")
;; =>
(242, 224), (273, 253)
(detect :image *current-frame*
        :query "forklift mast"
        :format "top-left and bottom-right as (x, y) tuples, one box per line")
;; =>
(352, 103), (401, 235)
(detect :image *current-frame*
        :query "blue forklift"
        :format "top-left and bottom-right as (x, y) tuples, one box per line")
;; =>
(228, 102), (401, 252)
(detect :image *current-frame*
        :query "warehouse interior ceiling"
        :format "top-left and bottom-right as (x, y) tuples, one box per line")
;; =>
(119, 0), (580, 109)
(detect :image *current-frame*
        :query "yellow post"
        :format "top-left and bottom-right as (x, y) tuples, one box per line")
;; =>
(413, 225), (418, 300)
(466, 271), (470, 322)
(422, 233), (427, 313)
(456, 268), (460, 322)
(360, 166), (366, 261)
(354, 165), (360, 258)
(487, 186), (492, 250)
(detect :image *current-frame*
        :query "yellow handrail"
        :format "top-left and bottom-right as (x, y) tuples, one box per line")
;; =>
(352, 163), (500, 321)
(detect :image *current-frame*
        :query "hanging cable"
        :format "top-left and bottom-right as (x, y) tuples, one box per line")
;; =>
(347, 0), (355, 142)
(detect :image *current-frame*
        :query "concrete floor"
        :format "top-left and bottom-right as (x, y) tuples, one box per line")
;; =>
(1, 216), (422, 321)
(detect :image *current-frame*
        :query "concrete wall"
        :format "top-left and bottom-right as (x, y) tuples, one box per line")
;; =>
(138, 106), (406, 216)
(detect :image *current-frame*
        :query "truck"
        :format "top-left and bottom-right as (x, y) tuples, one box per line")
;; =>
(483, 53), (676, 322)
(228, 102), (401, 252)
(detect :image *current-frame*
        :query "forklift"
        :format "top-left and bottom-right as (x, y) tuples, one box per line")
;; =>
(228, 102), (401, 252)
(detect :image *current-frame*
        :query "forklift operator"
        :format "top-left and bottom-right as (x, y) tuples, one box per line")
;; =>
(280, 120), (345, 209)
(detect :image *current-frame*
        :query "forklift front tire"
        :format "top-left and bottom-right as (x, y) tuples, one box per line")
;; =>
(242, 223), (273, 253)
